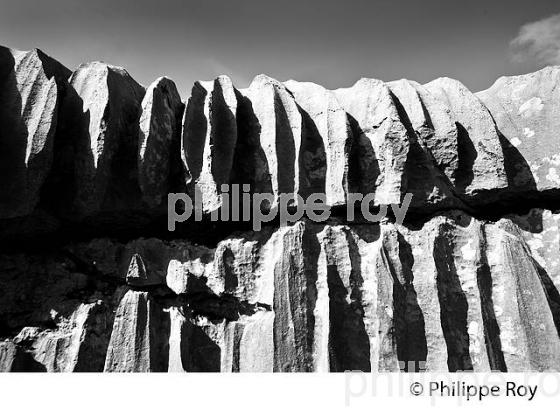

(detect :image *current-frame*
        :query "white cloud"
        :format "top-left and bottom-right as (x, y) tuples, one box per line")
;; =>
(511, 13), (560, 65)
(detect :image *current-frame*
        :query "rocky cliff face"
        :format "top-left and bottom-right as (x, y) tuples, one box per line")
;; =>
(0, 46), (559, 372)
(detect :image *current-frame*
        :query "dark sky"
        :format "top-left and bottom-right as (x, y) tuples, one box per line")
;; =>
(1, 0), (559, 97)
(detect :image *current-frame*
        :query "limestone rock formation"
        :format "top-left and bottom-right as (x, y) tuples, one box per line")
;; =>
(510, 209), (560, 292)
(139, 77), (185, 208)
(391, 80), (460, 184)
(333, 78), (410, 205)
(2, 212), (559, 372)
(284, 80), (352, 206)
(477, 66), (560, 197)
(63, 61), (146, 216)
(425, 78), (508, 200)
(0, 47), (70, 219)
(0, 46), (559, 373)
(238, 75), (303, 207)
(387, 79), (461, 212)
(104, 290), (169, 372)
(182, 76), (237, 212)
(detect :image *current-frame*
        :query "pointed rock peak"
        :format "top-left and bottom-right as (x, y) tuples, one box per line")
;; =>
(190, 79), (208, 92)
(106, 65), (145, 95)
(14, 48), (72, 82)
(64, 56), (145, 216)
(148, 76), (180, 93)
(251, 73), (275, 85)
(70, 62), (113, 96)
(426, 77), (474, 98)
(126, 253), (147, 283)
(388, 78), (413, 88)
(0, 45), (63, 219)
(125, 250), (164, 286)
(26, 47), (50, 62)
(1, 46), (69, 81)
(141, 77), (183, 130)
(72, 61), (143, 92)
(73, 60), (110, 76)
(424, 77), (464, 101)
(182, 72), (239, 213)
(215, 74), (234, 87)
(189, 75), (235, 96)
(333, 77), (393, 106)
(104, 62), (135, 78)
(211, 75), (237, 99)
(350, 77), (385, 89)
(185, 82), (211, 115)
(426, 76), (459, 86)
(249, 74), (287, 91)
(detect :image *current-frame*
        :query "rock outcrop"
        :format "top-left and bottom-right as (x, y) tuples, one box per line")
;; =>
(424, 77), (508, 199)
(333, 78), (410, 205)
(0, 47), (70, 219)
(0, 46), (559, 372)
(238, 75), (303, 207)
(284, 80), (351, 206)
(1, 212), (559, 372)
(139, 77), (185, 208)
(60, 61), (146, 216)
(182, 76), (237, 212)
(477, 67), (560, 199)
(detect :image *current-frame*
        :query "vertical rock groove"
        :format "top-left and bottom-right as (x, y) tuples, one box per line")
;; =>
(1, 47), (560, 372)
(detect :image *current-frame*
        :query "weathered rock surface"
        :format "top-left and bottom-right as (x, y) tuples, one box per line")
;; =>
(63, 62), (146, 216)
(284, 81), (352, 206)
(139, 77), (185, 208)
(0, 47), (559, 372)
(510, 209), (560, 292)
(333, 78), (410, 204)
(398, 80), (460, 184)
(425, 77), (508, 200)
(0, 47), (558, 227)
(2, 210), (559, 372)
(104, 290), (169, 372)
(0, 47), (70, 219)
(182, 76), (237, 212)
(387, 79), (461, 212)
(477, 67), (560, 197)
(237, 75), (303, 206)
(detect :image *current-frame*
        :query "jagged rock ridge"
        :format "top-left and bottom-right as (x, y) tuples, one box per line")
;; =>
(0, 46), (559, 372)
(1, 46), (560, 231)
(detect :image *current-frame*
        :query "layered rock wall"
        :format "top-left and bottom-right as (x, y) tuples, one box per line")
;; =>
(0, 46), (559, 372)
